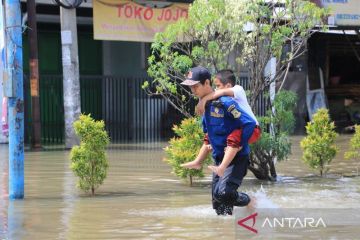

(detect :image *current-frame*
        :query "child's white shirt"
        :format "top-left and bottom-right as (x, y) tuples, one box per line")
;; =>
(231, 85), (259, 125)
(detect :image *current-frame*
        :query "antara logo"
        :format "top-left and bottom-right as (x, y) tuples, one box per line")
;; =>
(237, 212), (327, 234)
(237, 212), (258, 234)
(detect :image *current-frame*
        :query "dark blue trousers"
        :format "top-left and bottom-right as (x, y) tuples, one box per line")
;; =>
(212, 154), (250, 215)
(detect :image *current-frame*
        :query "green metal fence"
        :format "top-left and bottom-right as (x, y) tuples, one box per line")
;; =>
(24, 75), (102, 146)
(40, 75), (64, 144)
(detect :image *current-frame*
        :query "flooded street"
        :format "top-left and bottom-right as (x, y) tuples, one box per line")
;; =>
(1, 135), (360, 239)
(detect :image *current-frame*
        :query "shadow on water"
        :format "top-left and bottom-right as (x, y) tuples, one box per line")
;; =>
(0, 135), (360, 239)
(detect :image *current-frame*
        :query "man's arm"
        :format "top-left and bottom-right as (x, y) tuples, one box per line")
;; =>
(197, 89), (235, 115)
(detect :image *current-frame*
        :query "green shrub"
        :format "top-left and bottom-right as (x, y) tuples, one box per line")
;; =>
(300, 108), (338, 176)
(344, 125), (360, 175)
(164, 117), (211, 186)
(70, 114), (110, 195)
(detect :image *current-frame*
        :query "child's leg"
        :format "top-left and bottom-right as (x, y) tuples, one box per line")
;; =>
(226, 126), (261, 146)
(209, 126), (260, 176)
(208, 146), (240, 177)
(209, 128), (243, 176)
(180, 160), (202, 169)
(181, 143), (211, 169)
(249, 126), (261, 144)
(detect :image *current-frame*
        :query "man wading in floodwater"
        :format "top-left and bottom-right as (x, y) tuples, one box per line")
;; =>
(180, 66), (256, 215)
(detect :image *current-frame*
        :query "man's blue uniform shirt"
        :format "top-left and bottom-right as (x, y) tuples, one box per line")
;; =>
(202, 96), (256, 162)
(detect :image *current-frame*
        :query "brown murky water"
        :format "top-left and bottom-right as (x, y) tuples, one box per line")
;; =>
(1, 135), (360, 239)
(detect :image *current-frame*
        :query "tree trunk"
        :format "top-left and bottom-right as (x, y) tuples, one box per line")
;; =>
(189, 175), (193, 187)
(248, 165), (270, 180)
(269, 159), (277, 181)
(248, 157), (272, 181)
(91, 186), (95, 196)
(249, 151), (276, 181)
(320, 159), (323, 177)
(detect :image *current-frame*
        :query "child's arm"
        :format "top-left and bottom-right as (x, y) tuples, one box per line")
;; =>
(196, 88), (235, 115)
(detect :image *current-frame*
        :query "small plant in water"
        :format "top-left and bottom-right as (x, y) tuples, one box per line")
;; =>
(164, 117), (211, 186)
(300, 108), (338, 176)
(344, 125), (360, 176)
(70, 114), (110, 195)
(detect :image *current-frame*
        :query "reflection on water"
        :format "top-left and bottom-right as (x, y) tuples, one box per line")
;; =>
(0, 135), (359, 239)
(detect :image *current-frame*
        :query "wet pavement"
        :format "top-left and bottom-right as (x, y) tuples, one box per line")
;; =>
(1, 135), (360, 239)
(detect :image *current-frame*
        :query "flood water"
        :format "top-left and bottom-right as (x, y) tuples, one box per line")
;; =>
(1, 135), (360, 239)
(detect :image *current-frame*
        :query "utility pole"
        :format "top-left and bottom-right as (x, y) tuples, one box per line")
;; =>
(27, 0), (42, 150)
(5, 0), (24, 199)
(60, 7), (81, 149)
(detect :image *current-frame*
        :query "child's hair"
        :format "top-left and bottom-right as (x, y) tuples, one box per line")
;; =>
(215, 69), (236, 87)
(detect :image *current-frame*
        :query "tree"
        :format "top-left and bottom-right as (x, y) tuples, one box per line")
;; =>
(344, 125), (360, 175)
(70, 114), (110, 195)
(250, 90), (297, 180)
(164, 117), (212, 186)
(300, 109), (338, 176)
(144, 0), (328, 179)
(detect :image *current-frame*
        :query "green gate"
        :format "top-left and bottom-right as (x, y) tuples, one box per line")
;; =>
(24, 75), (103, 146)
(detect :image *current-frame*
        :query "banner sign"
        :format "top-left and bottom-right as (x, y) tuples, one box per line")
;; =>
(312, 0), (360, 26)
(93, 0), (189, 42)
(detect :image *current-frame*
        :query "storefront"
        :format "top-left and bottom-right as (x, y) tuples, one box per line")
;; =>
(307, 0), (360, 132)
